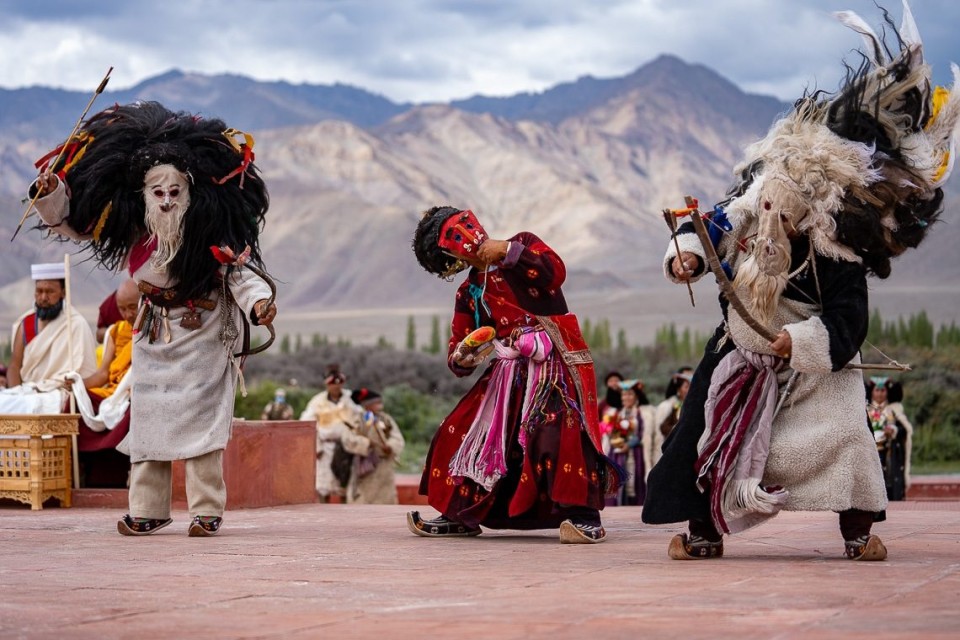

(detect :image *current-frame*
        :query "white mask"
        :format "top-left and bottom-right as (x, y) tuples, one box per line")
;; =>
(143, 164), (191, 271)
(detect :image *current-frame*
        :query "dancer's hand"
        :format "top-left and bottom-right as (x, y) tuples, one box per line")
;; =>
(671, 252), (700, 280)
(769, 330), (792, 359)
(254, 299), (277, 326)
(452, 341), (493, 368)
(477, 239), (509, 265)
(35, 171), (59, 197)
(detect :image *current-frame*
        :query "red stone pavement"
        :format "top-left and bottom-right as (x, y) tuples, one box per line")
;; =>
(1, 502), (958, 639)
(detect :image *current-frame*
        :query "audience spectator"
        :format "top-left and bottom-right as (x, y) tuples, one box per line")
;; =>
(95, 289), (123, 344)
(866, 377), (914, 501)
(300, 364), (359, 502)
(7, 262), (96, 390)
(598, 370), (624, 423)
(604, 380), (650, 506)
(67, 278), (139, 487)
(261, 388), (294, 420)
(345, 388), (406, 504)
(654, 367), (693, 442)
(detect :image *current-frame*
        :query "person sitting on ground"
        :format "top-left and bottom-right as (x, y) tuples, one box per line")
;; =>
(344, 388), (406, 504)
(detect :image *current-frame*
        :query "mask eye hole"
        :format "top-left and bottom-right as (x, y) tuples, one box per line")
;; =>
(169, 187), (180, 198)
(153, 189), (165, 198)
(763, 201), (772, 210)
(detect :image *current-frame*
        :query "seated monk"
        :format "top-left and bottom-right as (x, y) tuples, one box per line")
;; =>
(0, 262), (97, 414)
(71, 278), (139, 487)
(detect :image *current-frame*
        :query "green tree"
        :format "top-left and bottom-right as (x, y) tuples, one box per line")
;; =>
(908, 311), (934, 348)
(937, 322), (960, 347)
(616, 328), (628, 354)
(591, 319), (612, 353)
(279, 334), (291, 355)
(897, 317), (909, 345)
(582, 318), (593, 348)
(311, 333), (323, 349)
(680, 327), (692, 361)
(406, 315), (417, 351)
(425, 315), (442, 354)
(866, 308), (884, 345)
(294, 334), (303, 353)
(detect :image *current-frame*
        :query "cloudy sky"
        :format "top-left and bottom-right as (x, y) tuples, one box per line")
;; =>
(2, 1), (959, 103)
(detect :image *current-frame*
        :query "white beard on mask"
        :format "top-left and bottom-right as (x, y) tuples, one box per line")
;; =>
(733, 208), (792, 328)
(143, 164), (191, 272)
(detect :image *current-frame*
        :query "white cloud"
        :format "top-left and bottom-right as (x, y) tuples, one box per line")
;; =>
(1, 0), (958, 102)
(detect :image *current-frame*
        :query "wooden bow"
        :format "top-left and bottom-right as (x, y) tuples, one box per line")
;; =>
(674, 195), (909, 372)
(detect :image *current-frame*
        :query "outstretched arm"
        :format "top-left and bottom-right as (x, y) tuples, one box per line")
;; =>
(29, 172), (90, 241)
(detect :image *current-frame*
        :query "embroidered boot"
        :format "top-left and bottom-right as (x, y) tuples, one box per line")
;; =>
(559, 519), (607, 544)
(844, 534), (887, 561)
(117, 514), (173, 536)
(188, 515), (223, 537)
(406, 511), (481, 537)
(668, 533), (724, 559)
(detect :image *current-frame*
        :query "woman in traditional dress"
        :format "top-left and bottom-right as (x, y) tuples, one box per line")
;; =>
(866, 378), (913, 501)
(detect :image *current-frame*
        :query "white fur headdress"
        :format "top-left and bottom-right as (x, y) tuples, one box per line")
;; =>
(723, 1), (960, 278)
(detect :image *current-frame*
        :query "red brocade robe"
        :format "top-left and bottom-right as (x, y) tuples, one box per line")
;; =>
(419, 232), (612, 529)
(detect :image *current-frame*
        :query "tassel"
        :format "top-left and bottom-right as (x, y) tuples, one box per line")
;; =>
(162, 307), (172, 343)
(132, 300), (148, 335)
(232, 356), (247, 397)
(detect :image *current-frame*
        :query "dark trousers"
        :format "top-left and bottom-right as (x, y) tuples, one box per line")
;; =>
(689, 508), (876, 542)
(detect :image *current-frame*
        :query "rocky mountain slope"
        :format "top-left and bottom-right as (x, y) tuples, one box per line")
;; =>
(2, 55), (955, 343)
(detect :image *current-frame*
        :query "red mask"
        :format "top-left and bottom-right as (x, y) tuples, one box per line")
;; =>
(438, 210), (487, 257)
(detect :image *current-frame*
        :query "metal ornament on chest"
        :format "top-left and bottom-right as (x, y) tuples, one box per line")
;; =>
(180, 308), (203, 330)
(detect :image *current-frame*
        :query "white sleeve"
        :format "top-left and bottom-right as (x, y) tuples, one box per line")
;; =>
(32, 178), (91, 241)
(225, 265), (272, 319)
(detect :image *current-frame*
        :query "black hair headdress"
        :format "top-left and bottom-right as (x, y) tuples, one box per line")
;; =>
(412, 205), (466, 279)
(36, 101), (268, 301)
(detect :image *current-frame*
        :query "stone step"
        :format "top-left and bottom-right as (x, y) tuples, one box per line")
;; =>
(906, 474), (960, 500)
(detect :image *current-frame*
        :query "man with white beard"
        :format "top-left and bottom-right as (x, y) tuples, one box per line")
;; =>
(30, 101), (277, 538)
(642, 2), (960, 562)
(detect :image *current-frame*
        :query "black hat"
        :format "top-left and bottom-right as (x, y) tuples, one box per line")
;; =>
(351, 388), (381, 406)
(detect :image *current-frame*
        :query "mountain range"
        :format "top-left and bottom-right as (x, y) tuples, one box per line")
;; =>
(1, 55), (956, 345)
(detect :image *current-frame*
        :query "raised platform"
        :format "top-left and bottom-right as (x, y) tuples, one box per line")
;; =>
(71, 472), (957, 510)
(1, 503), (958, 637)
(71, 473), (429, 509)
(907, 474), (960, 500)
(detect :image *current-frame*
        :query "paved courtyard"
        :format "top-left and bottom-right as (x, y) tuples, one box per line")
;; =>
(1, 502), (958, 639)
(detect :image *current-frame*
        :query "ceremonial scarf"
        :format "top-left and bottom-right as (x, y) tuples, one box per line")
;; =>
(695, 347), (790, 534)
